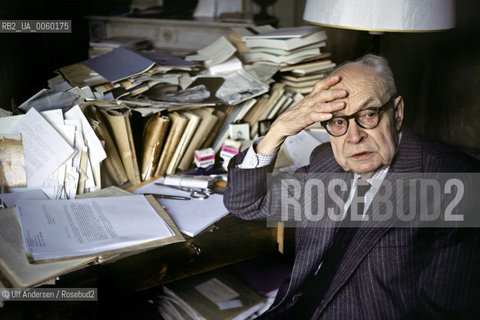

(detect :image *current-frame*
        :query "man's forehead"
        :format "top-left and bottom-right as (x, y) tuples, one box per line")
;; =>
(331, 65), (387, 109)
(332, 64), (385, 91)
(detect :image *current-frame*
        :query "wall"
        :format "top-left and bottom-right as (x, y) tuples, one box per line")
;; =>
(0, 0), (129, 109)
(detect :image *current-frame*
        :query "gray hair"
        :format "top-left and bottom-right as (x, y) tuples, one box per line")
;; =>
(330, 54), (397, 97)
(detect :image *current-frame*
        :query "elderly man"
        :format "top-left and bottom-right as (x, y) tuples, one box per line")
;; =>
(223, 54), (480, 319)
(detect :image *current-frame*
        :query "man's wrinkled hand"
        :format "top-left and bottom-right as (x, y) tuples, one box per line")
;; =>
(257, 75), (348, 155)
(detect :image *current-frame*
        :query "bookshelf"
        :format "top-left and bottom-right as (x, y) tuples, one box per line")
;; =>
(86, 16), (256, 53)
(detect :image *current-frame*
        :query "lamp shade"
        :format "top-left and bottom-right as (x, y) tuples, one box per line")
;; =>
(303, 0), (456, 32)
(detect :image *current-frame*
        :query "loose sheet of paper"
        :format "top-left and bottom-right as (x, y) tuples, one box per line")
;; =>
(214, 69), (269, 105)
(14, 195), (175, 261)
(195, 277), (239, 303)
(308, 128), (330, 144)
(0, 189), (48, 208)
(0, 133), (27, 188)
(281, 130), (323, 172)
(64, 105), (107, 166)
(132, 178), (229, 237)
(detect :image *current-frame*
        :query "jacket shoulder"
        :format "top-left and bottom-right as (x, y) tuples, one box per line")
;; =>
(420, 136), (480, 172)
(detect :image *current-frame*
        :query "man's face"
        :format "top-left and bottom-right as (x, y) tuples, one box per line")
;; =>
(329, 64), (404, 178)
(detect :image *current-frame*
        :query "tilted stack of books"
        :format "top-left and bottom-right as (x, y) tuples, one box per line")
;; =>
(230, 25), (336, 95)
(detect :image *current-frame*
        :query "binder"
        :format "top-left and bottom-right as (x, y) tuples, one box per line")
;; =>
(84, 104), (128, 186)
(141, 112), (171, 181)
(0, 186), (184, 288)
(154, 112), (188, 177)
(100, 108), (141, 185)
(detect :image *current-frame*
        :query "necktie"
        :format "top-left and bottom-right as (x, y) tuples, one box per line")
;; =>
(343, 179), (371, 227)
(279, 180), (371, 319)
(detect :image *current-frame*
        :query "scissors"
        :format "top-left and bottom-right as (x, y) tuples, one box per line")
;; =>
(154, 183), (214, 200)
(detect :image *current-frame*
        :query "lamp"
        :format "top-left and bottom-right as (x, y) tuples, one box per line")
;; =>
(303, 0), (456, 54)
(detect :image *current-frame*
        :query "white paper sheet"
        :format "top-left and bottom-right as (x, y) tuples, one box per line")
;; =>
(282, 130), (323, 172)
(8, 108), (75, 188)
(64, 105), (107, 166)
(214, 69), (269, 105)
(195, 278), (239, 303)
(14, 195), (175, 261)
(0, 189), (49, 208)
(308, 128), (330, 144)
(41, 118), (77, 199)
(132, 178), (229, 237)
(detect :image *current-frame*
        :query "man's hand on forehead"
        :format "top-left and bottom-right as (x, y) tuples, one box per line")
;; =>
(307, 75), (349, 115)
(256, 75), (348, 154)
(274, 75), (348, 134)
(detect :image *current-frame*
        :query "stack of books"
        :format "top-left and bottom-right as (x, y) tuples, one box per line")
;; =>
(230, 25), (336, 95)
(278, 58), (337, 94)
(240, 26), (328, 66)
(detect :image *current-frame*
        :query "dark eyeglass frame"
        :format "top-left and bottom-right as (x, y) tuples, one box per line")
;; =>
(321, 94), (397, 137)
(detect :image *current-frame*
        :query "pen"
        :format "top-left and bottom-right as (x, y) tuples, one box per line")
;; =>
(143, 193), (191, 200)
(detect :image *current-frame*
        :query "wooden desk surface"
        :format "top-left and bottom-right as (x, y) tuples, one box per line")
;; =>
(55, 214), (277, 298)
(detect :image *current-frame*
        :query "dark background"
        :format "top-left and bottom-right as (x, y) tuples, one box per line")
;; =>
(0, 0), (478, 158)
(0, 0), (130, 108)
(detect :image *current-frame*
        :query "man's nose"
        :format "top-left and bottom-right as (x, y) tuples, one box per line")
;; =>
(346, 119), (366, 143)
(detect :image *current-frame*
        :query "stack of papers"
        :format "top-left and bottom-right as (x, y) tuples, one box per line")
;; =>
(1, 106), (106, 199)
(0, 187), (184, 288)
(14, 195), (177, 261)
(131, 178), (229, 237)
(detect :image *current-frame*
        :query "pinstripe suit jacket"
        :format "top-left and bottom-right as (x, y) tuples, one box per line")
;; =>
(224, 129), (480, 319)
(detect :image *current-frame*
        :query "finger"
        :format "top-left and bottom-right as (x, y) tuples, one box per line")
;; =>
(310, 101), (345, 114)
(310, 88), (348, 104)
(311, 75), (342, 93)
(303, 110), (334, 126)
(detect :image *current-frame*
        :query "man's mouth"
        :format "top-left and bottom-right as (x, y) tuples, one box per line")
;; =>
(351, 151), (373, 160)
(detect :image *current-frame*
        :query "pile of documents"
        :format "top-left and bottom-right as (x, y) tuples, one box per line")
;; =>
(0, 26), (336, 289)
(0, 25), (335, 194)
(157, 267), (268, 320)
(0, 187), (184, 288)
(0, 106), (105, 199)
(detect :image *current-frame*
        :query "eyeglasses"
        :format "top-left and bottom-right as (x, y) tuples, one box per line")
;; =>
(321, 95), (397, 137)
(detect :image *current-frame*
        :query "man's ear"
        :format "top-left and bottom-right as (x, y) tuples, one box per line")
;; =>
(393, 96), (404, 132)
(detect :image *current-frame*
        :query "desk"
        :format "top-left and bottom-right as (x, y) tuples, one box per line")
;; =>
(55, 214), (277, 297)
(0, 213), (280, 319)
